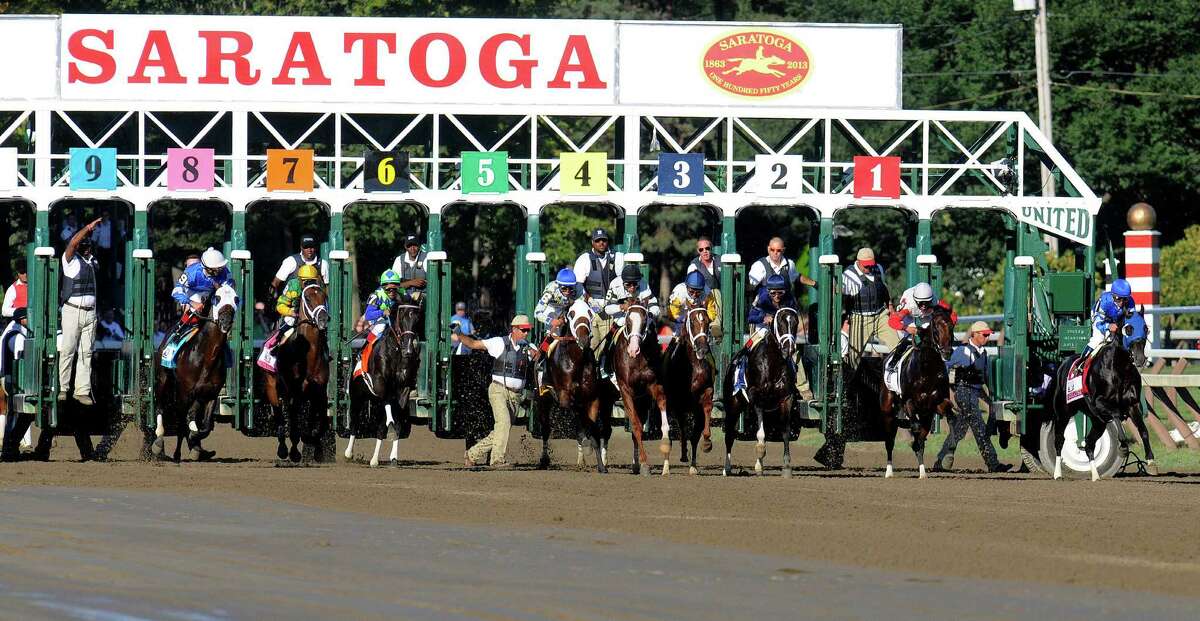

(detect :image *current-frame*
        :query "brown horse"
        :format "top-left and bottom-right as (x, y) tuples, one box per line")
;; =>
(536, 299), (606, 473)
(879, 305), (954, 478)
(153, 284), (238, 462)
(264, 279), (331, 464)
(665, 306), (715, 475)
(612, 302), (669, 476)
(721, 306), (800, 477)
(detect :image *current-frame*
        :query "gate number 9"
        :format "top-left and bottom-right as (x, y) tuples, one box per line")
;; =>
(85, 154), (102, 182)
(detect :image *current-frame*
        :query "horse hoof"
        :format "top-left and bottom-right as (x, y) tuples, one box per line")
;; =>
(1147, 460), (1159, 476)
(689, 466), (699, 476)
(884, 464), (894, 478)
(918, 464), (927, 479)
(151, 437), (164, 456)
(277, 445), (289, 461)
(190, 448), (215, 462)
(782, 467), (792, 479)
(290, 447), (302, 463)
(701, 436), (713, 453)
(369, 459), (379, 468)
(538, 456), (551, 470)
(661, 462), (670, 477)
(639, 465), (651, 477)
(755, 443), (766, 460)
(754, 461), (763, 475)
(722, 468), (730, 477)
(597, 464), (608, 474)
(389, 458), (399, 468)
(659, 442), (671, 457)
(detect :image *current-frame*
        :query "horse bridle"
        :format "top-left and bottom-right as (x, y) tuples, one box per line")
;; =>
(625, 302), (649, 343)
(390, 303), (420, 346)
(568, 308), (591, 341)
(684, 306), (710, 359)
(300, 282), (329, 328)
(773, 306), (798, 352)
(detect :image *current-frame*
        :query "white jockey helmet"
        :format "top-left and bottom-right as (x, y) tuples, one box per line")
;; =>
(201, 247), (227, 269)
(913, 282), (934, 302)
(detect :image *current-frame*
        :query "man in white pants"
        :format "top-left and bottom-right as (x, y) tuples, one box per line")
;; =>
(59, 218), (102, 405)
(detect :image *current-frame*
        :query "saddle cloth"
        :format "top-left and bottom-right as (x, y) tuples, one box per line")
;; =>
(1065, 350), (1099, 404)
(256, 328), (294, 373)
(160, 327), (200, 369)
(882, 346), (914, 396)
(351, 333), (378, 380)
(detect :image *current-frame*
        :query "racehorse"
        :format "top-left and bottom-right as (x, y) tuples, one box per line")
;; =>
(535, 299), (607, 473)
(344, 297), (422, 467)
(1049, 309), (1152, 480)
(665, 306), (715, 475)
(721, 306), (801, 477)
(612, 303), (669, 475)
(152, 284), (238, 462)
(878, 305), (954, 478)
(264, 278), (331, 464)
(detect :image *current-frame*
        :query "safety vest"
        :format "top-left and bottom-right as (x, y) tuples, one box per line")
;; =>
(583, 250), (616, 298)
(285, 253), (322, 281)
(11, 280), (26, 311)
(60, 255), (98, 305)
(845, 265), (888, 314)
(756, 257), (792, 290)
(491, 336), (529, 389)
(689, 257), (720, 290)
(398, 251), (428, 288)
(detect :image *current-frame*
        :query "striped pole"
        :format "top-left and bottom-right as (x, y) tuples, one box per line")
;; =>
(1124, 203), (1160, 348)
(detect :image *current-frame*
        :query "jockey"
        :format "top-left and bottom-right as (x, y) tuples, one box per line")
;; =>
(666, 270), (720, 337)
(734, 274), (812, 401)
(886, 282), (956, 373)
(269, 263), (322, 347)
(358, 269), (405, 342)
(168, 247), (234, 343)
(1085, 278), (1135, 356)
(534, 268), (586, 351)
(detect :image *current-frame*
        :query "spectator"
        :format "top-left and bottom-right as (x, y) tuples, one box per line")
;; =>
(98, 309), (125, 341)
(449, 302), (474, 355)
(2, 265), (27, 320)
(185, 253), (201, 268)
(60, 212), (79, 243)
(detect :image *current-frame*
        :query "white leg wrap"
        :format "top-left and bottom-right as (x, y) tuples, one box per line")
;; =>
(918, 464), (926, 479)
(1053, 456), (1063, 480)
(370, 439), (381, 467)
(389, 439), (399, 461)
(344, 436), (355, 460)
(1090, 462), (1099, 482)
(600, 446), (607, 466)
(155, 414), (165, 439)
(188, 420), (199, 434)
(0, 413), (7, 446)
(385, 404), (395, 427)
(756, 421), (766, 445)
(660, 410), (670, 438)
(885, 463), (894, 478)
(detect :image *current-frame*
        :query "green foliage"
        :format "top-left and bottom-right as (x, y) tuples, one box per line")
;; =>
(541, 204), (609, 271)
(1160, 225), (1200, 329)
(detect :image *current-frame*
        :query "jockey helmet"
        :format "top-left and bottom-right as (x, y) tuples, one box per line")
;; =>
(913, 282), (934, 302)
(685, 271), (706, 291)
(1111, 278), (1132, 298)
(555, 268), (577, 287)
(765, 274), (787, 291)
(379, 269), (402, 286)
(201, 247), (227, 269)
(621, 264), (642, 284)
(297, 264), (320, 281)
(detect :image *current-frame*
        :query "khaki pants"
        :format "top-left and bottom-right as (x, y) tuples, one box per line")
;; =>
(58, 303), (96, 399)
(591, 315), (612, 352)
(844, 312), (899, 368)
(468, 382), (521, 465)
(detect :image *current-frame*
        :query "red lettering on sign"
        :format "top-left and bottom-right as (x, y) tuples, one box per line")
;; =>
(409, 33), (467, 88)
(547, 35), (607, 89)
(198, 31), (261, 85)
(67, 29), (116, 84)
(479, 33), (536, 89)
(344, 33), (396, 87)
(128, 30), (186, 84)
(272, 32), (332, 86)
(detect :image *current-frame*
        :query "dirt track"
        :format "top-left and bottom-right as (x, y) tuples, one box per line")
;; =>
(3, 424), (1200, 611)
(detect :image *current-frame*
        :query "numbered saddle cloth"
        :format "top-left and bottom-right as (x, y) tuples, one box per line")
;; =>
(1065, 350), (1099, 404)
(882, 346), (914, 397)
(160, 327), (200, 369)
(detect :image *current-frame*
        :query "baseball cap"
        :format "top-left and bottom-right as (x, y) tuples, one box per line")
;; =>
(591, 228), (610, 242)
(511, 314), (533, 329)
(404, 235), (422, 247)
(856, 247), (875, 266)
(12, 307), (27, 321)
(968, 320), (993, 336)
(300, 235), (318, 248)
(455, 302), (467, 310)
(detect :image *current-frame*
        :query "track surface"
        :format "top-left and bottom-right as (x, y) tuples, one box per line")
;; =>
(2, 426), (1199, 619)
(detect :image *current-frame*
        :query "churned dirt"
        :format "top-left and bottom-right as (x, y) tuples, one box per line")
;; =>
(3, 423), (1199, 597)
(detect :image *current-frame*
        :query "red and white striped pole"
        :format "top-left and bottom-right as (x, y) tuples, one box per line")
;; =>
(1124, 203), (1159, 348)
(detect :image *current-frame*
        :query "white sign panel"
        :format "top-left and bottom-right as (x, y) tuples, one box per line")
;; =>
(1017, 205), (1093, 245)
(0, 148), (18, 190)
(754, 155), (805, 197)
(0, 16), (60, 101)
(59, 15), (617, 105)
(618, 22), (901, 108)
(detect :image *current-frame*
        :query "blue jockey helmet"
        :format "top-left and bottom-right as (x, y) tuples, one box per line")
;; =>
(1111, 279), (1132, 298)
(765, 274), (788, 291)
(685, 271), (706, 290)
(555, 268), (577, 287)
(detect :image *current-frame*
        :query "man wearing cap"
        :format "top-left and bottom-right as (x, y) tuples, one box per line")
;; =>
(271, 235), (328, 298)
(392, 235), (428, 300)
(935, 321), (1011, 473)
(448, 302), (474, 355)
(573, 228), (623, 352)
(0, 306), (32, 459)
(748, 237), (816, 298)
(58, 217), (103, 405)
(841, 247), (897, 367)
(455, 315), (539, 469)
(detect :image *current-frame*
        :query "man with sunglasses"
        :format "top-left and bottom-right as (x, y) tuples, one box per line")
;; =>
(748, 237), (816, 299)
(456, 315), (539, 470)
(573, 228), (623, 352)
(687, 236), (721, 290)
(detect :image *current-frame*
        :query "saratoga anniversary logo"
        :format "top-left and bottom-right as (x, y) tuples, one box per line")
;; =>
(702, 31), (811, 97)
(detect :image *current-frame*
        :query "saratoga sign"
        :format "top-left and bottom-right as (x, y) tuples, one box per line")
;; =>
(0, 15), (901, 108)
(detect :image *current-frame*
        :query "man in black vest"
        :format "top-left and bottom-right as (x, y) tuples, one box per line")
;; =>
(59, 218), (102, 406)
(271, 234), (327, 298)
(455, 314), (539, 469)
(392, 235), (428, 300)
(573, 228), (622, 351)
(840, 247), (897, 368)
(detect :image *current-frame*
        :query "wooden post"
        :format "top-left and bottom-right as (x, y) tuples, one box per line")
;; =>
(1143, 359), (1180, 448)
(1159, 358), (1200, 449)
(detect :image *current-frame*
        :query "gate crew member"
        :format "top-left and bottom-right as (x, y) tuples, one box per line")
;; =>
(734, 274), (813, 400)
(573, 228), (623, 352)
(59, 218), (103, 405)
(534, 268), (586, 351)
(0, 307), (32, 459)
(271, 235), (327, 298)
(169, 248), (236, 346)
(601, 264), (661, 375)
(456, 315), (539, 470)
(748, 237), (816, 297)
(885, 282), (956, 375)
(666, 270), (721, 345)
(935, 321), (1012, 473)
(842, 247), (897, 367)
(391, 235), (428, 301)
(687, 236), (721, 289)
(2, 265), (27, 320)
(1084, 278), (1135, 357)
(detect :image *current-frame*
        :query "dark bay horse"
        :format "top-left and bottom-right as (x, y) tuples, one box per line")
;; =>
(264, 279), (331, 464)
(536, 299), (606, 473)
(153, 284), (238, 462)
(721, 306), (800, 477)
(1050, 310), (1151, 480)
(879, 306), (954, 478)
(345, 297), (422, 467)
(665, 306), (715, 475)
(613, 302), (669, 476)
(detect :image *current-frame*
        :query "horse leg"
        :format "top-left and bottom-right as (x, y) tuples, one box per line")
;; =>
(723, 392), (738, 477)
(151, 413), (166, 457)
(754, 408), (766, 475)
(912, 413), (930, 480)
(700, 388), (714, 453)
(650, 384), (670, 477)
(781, 398), (793, 479)
(186, 400), (215, 462)
(1130, 409), (1157, 475)
(883, 411), (896, 478)
(688, 408), (700, 476)
(588, 399), (607, 474)
(385, 403), (400, 467)
(1083, 417), (1106, 482)
(620, 386), (648, 476)
(288, 399), (303, 464)
(370, 438), (382, 468)
(1052, 410), (1070, 480)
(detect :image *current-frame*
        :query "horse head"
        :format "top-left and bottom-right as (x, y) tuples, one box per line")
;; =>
(684, 306), (711, 359)
(211, 283), (238, 335)
(624, 303), (649, 358)
(299, 278), (329, 331)
(928, 306), (955, 361)
(1121, 307), (1150, 368)
(390, 295), (422, 348)
(566, 298), (592, 342)
(772, 306), (800, 361)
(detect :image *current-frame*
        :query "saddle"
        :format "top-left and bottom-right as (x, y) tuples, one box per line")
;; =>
(1066, 347), (1100, 403)
(882, 344), (915, 396)
(160, 326), (200, 369)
